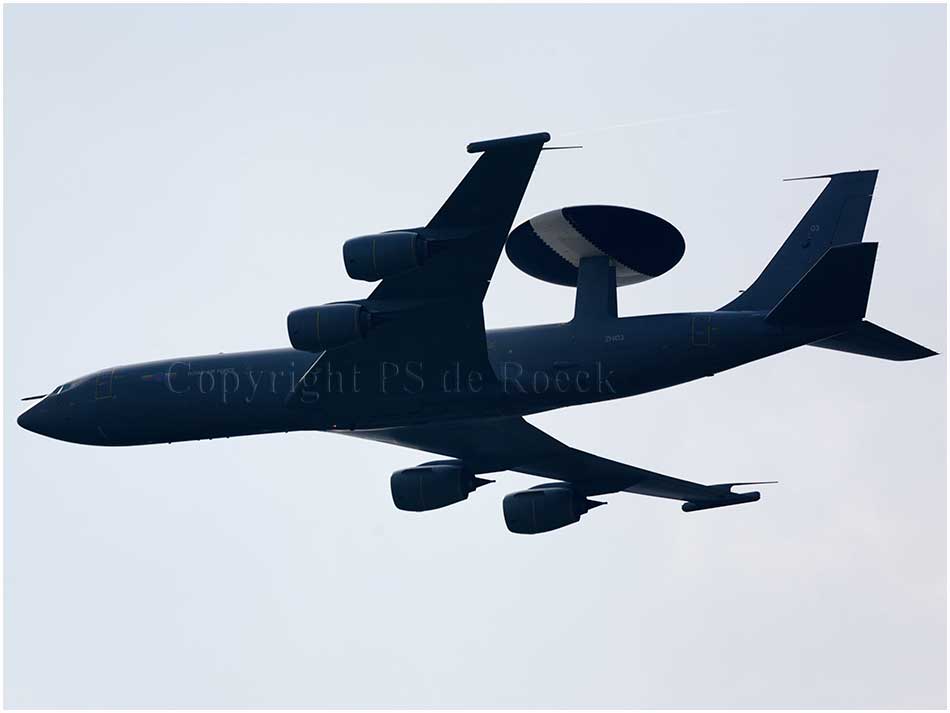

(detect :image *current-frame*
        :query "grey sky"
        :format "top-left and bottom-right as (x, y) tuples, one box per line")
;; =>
(4, 4), (946, 708)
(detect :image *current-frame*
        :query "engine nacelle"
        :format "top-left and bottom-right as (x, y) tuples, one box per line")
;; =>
(286, 303), (371, 352)
(343, 231), (427, 282)
(502, 485), (605, 534)
(391, 461), (493, 512)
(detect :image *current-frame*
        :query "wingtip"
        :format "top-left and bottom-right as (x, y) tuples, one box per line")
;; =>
(783, 173), (834, 182)
(682, 489), (761, 512)
(467, 132), (551, 154)
(783, 169), (880, 182)
(714, 480), (779, 491)
(892, 344), (939, 360)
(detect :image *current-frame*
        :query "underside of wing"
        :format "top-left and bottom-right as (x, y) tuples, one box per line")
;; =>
(347, 416), (769, 512)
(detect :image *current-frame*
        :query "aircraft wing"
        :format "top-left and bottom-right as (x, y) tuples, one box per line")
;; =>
(347, 416), (767, 511)
(370, 132), (550, 302)
(290, 133), (550, 401)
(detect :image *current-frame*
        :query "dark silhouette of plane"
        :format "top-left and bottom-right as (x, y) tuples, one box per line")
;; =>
(18, 132), (936, 533)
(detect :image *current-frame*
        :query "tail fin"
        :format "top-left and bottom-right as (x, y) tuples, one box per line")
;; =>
(810, 321), (938, 361)
(722, 170), (878, 311)
(765, 242), (877, 326)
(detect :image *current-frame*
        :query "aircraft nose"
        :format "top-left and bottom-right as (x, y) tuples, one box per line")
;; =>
(17, 392), (105, 445)
(17, 403), (43, 434)
(17, 400), (63, 439)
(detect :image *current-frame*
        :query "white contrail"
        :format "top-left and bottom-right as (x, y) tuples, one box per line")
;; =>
(560, 109), (731, 138)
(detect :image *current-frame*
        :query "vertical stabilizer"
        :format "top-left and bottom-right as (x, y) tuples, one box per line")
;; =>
(722, 170), (878, 311)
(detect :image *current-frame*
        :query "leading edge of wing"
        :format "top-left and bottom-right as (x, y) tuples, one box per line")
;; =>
(346, 416), (769, 512)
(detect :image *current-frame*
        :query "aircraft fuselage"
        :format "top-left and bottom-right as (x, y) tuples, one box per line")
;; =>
(18, 310), (835, 446)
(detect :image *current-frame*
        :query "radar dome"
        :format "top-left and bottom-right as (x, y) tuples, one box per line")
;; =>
(506, 205), (685, 287)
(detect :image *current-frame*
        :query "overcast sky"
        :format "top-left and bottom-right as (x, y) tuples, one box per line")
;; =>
(5, 4), (946, 708)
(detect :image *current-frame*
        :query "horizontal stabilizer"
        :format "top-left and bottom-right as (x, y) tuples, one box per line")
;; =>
(766, 243), (877, 326)
(810, 320), (938, 361)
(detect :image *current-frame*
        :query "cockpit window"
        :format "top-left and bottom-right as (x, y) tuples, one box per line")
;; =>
(52, 382), (74, 396)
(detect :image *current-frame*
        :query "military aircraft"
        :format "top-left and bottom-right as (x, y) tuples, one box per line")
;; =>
(18, 132), (936, 533)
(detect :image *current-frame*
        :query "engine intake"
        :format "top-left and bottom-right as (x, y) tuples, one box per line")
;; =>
(343, 231), (427, 282)
(287, 303), (371, 352)
(502, 484), (605, 534)
(391, 461), (493, 512)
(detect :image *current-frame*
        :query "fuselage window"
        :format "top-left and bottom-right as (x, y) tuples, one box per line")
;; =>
(95, 370), (114, 399)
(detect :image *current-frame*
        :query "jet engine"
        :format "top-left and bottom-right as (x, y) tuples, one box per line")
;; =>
(391, 461), (493, 512)
(502, 484), (605, 534)
(343, 231), (428, 282)
(286, 303), (372, 352)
